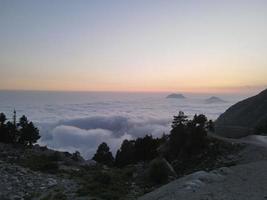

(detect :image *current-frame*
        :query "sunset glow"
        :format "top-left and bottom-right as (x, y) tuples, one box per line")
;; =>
(1, 0), (267, 93)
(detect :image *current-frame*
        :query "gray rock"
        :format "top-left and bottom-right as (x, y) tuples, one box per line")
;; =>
(47, 178), (57, 187)
(139, 161), (267, 200)
(216, 88), (267, 138)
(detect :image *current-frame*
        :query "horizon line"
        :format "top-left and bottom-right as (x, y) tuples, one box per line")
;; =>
(0, 87), (265, 94)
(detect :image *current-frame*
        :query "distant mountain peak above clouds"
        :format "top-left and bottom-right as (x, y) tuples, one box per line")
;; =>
(166, 93), (186, 99)
(205, 96), (227, 104)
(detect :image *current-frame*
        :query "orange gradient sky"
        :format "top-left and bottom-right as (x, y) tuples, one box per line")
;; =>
(0, 1), (267, 93)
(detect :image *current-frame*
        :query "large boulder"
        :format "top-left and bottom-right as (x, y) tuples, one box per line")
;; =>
(216, 89), (267, 138)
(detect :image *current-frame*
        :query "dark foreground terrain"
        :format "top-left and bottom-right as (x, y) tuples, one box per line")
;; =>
(139, 135), (267, 200)
(0, 135), (242, 200)
(1, 89), (267, 200)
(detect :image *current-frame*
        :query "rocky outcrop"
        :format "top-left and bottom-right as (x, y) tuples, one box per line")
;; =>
(216, 89), (267, 138)
(138, 132), (267, 200)
(139, 160), (267, 200)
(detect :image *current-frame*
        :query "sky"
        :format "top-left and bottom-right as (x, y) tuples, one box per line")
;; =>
(0, 0), (267, 93)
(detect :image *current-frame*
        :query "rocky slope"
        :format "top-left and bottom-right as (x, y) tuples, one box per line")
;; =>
(216, 88), (267, 137)
(0, 142), (152, 200)
(139, 90), (267, 200)
(0, 160), (78, 200)
(139, 160), (267, 200)
(138, 135), (267, 200)
(0, 143), (95, 200)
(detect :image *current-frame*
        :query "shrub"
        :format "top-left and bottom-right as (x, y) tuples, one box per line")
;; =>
(148, 158), (170, 184)
(22, 154), (59, 173)
(93, 171), (112, 185)
(71, 151), (82, 161)
(77, 168), (130, 200)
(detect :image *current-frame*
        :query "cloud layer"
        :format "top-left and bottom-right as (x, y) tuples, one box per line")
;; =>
(0, 91), (239, 159)
(39, 115), (170, 158)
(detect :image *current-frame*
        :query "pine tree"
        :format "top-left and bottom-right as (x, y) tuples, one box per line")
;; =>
(0, 113), (7, 125)
(171, 111), (188, 129)
(93, 142), (114, 166)
(18, 115), (40, 146)
(0, 113), (7, 143)
(0, 112), (40, 146)
(115, 139), (135, 167)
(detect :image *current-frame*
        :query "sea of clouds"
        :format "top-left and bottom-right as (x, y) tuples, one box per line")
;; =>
(0, 91), (247, 159)
(38, 115), (170, 158)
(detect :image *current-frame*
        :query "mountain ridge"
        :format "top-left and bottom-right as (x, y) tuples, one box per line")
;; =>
(216, 88), (267, 137)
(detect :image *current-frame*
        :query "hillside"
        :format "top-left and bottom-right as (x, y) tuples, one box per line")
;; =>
(138, 135), (267, 200)
(0, 111), (244, 200)
(139, 159), (267, 200)
(216, 89), (267, 137)
(138, 90), (267, 200)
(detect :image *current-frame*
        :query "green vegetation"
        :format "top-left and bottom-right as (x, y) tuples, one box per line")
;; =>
(114, 112), (215, 168)
(73, 165), (133, 200)
(171, 137), (242, 176)
(20, 153), (59, 173)
(169, 112), (209, 159)
(92, 142), (114, 166)
(0, 111), (40, 147)
(0, 110), (241, 200)
(148, 158), (170, 184)
(115, 135), (165, 168)
(82, 111), (240, 199)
